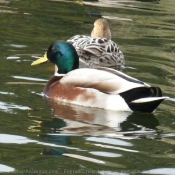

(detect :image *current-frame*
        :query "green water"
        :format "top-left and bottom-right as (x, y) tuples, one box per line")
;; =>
(0, 0), (175, 174)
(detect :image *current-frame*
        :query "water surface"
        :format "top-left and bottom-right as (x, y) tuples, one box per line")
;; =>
(0, 0), (175, 174)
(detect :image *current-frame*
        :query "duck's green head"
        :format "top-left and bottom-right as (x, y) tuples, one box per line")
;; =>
(31, 41), (79, 74)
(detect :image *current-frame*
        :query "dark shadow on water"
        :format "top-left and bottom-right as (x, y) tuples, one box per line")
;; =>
(120, 112), (161, 139)
(42, 148), (66, 157)
(121, 112), (159, 131)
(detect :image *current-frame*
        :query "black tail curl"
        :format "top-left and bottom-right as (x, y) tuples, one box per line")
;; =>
(120, 87), (162, 103)
(119, 87), (164, 113)
(150, 87), (162, 97)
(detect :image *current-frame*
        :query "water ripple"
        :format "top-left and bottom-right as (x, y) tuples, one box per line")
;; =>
(12, 76), (47, 81)
(86, 137), (133, 146)
(0, 164), (14, 173)
(0, 101), (29, 113)
(142, 168), (175, 175)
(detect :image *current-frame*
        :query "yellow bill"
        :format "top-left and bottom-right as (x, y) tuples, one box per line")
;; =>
(31, 53), (49, 66)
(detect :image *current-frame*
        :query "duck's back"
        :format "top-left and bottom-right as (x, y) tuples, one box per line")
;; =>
(67, 35), (124, 68)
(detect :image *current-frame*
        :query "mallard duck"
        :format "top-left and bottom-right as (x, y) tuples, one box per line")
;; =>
(31, 41), (168, 112)
(67, 18), (124, 69)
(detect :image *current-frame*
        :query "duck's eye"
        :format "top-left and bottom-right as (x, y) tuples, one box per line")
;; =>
(50, 46), (63, 56)
(51, 46), (55, 51)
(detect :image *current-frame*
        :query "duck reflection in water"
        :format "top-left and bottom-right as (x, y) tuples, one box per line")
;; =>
(45, 99), (131, 134)
(40, 99), (160, 137)
(40, 100), (161, 160)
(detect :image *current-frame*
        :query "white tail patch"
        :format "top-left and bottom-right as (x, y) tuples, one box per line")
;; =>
(131, 97), (169, 103)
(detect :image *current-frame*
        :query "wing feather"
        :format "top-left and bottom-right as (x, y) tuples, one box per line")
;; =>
(60, 68), (149, 94)
(67, 35), (125, 68)
(94, 66), (150, 86)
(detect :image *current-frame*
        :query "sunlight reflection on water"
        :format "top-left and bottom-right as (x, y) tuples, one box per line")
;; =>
(0, 101), (29, 113)
(89, 151), (122, 158)
(86, 137), (132, 146)
(12, 76), (47, 81)
(142, 168), (175, 175)
(0, 164), (14, 173)
(0, 0), (175, 173)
